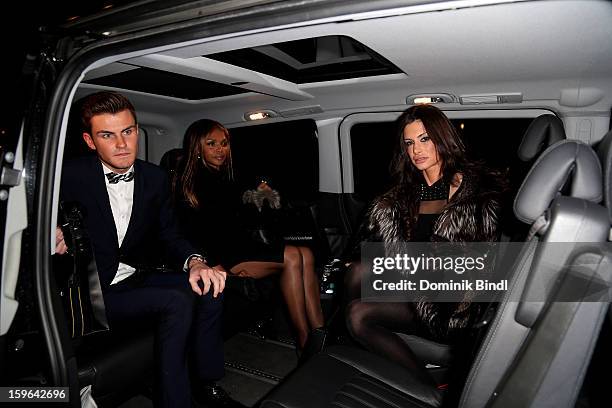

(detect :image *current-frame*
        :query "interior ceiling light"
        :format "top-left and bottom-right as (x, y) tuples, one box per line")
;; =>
(406, 93), (455, 105)
(244, 110), (278, 121)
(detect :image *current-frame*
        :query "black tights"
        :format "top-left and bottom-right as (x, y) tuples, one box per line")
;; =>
(344, 263), (435, 385)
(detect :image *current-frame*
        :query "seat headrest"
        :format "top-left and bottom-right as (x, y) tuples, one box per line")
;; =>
(159, 148), (184, 173)
(517, 114), (566, 162)
(514, 140), (602, 224)
(596, 129), (612, 223)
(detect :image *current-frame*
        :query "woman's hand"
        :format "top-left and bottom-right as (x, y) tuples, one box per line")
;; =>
(257, 181), (272, 191)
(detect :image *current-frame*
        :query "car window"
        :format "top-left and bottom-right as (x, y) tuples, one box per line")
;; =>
(229, 119), (318, 201)
(350, 118), (532, 201)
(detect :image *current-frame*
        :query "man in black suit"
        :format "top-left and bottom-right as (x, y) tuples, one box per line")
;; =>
(55, 91), (242, 408)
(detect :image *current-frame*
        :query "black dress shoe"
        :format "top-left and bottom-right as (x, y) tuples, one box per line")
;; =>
(193, 383), (246, 408)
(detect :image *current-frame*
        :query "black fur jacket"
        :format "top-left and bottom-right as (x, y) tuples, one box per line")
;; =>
(364, 171), (503, 342)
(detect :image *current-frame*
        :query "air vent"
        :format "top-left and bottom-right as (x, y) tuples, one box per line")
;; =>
(459, 93), (523, 105)
(279, 105), (324, 118)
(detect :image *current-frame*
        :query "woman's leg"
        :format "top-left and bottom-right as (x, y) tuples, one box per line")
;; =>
(229, 261), (282, 279)
(279, 246), (309, 348)
(296, 246), (324, 330)
(344, 262), (364, 303)
(346, 300), (434, 384)
(230, 246), (310, 348)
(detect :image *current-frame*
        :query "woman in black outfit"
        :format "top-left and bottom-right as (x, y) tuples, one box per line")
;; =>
(174, 119), (324, 350)
(346, 104), (502, 382)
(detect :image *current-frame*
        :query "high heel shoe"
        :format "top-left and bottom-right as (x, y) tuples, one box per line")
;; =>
(297, 327), (328, 365)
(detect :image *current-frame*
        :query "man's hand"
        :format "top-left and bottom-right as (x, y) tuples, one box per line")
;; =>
(55, 227), (68, 255)
(188, 260), (226, 297)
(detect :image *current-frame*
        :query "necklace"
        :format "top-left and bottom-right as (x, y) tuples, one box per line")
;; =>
(418, 178), (449, 201)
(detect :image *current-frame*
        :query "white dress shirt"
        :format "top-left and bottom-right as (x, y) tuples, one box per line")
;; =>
(102, 163), (137, 285)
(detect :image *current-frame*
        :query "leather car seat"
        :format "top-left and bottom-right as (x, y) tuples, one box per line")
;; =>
(516, 114), (566, 162)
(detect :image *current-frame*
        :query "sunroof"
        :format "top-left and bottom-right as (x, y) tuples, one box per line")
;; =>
(85, 67), (248, 100)
(207, 35), (402, 83)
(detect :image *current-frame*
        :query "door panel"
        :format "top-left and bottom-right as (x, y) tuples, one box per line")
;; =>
(1, 132), (27, 336)
(1, 42), (81, 405)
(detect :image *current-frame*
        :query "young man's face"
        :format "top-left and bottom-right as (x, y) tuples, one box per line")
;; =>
(83, 109), (139, 173)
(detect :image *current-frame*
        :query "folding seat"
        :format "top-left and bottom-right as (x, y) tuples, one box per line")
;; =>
(503, 114), (566, 242)
(460, 140), (608, 407)
(261, 140), (610, 408)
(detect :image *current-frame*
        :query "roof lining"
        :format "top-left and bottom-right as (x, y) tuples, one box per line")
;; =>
(124, 54), (313, 101)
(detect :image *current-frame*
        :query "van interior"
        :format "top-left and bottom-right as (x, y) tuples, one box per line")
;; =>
(2, 1), (612, 407)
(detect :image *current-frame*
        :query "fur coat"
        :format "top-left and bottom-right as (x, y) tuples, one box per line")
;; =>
(242, 187), (281, 211)
(367, 173), (501, 243)
(365, 171), (502, 342)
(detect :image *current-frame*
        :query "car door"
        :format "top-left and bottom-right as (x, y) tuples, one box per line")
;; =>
(0, 26), (85, 405)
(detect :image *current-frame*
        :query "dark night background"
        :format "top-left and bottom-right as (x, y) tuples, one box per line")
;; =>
(0, 1), (139, 153)
(3, 1), (137, 91)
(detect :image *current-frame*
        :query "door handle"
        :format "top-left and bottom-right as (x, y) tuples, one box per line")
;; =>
(0, 166), (22, 188)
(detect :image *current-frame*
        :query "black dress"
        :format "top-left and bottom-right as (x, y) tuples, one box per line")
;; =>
(175, 164), (285, 270)
(413, 178), (483, 343)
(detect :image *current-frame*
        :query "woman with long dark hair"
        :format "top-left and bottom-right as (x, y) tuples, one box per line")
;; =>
(345, 104), (502, 382)
(174, 119), (324, 351)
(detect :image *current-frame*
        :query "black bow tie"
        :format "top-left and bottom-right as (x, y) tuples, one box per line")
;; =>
(106, 171), (134, 184)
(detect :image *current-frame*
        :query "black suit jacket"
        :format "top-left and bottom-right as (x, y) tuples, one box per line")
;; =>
(60, 155), (198, 291)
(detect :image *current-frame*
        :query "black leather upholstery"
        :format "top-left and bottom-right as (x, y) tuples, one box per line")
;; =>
(395, 334), (451, 367)
(517, 114), (566, 162)
(77, 326), (155, 405)
(261, 346), (442, 408)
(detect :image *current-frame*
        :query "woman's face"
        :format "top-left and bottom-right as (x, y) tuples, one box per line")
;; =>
(403, 120), (441, 175)
(201, 127), (230, 169)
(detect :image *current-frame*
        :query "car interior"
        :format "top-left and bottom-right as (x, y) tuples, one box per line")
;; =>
(2, 1), (612, 407)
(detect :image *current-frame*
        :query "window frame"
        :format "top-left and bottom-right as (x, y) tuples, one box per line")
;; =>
(227, 118), (320, 201)
(340, 109), (558, 194)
